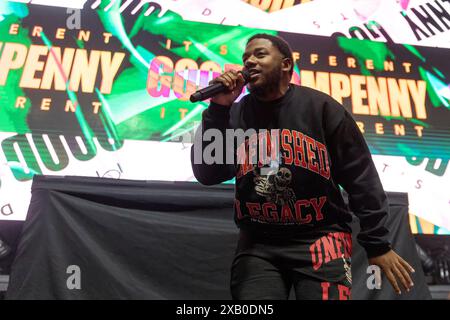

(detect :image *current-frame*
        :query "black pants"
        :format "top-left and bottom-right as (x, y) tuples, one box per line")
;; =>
(230, 229), (352, 300)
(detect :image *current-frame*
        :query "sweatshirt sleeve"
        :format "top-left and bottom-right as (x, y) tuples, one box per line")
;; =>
(190, 102), (235, 186)
(326, 110), (392, 258)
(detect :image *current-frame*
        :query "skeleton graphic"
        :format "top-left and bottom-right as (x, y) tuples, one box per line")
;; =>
(253, 167), (296, 208)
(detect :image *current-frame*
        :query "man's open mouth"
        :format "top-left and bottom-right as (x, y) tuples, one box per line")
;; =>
(248, 69), (261, 81)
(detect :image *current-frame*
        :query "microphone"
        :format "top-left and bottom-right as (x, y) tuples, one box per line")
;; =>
(190, 70), (250, 103)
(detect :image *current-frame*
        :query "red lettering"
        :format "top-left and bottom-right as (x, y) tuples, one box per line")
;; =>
(243, 162), (254, 176)
(338, 233), (349, 258)
(292, 130), (307, 168)
(258, 131), (270, 168)
(304, 135), (319, 174)
(234, 199), (243, 220)
(310, 196), (326, 221)
(236, 142), (246, 165)
(246, 202), (261, 219)
(294, 200), (312, 224)
(280, 204), (295, 224)
(339, 233), (349, 258)
(281, 129), (293, 165)
(311, 239), (323, 270)
(236, 141), (249, 179)
(316, 141), (330, 179)
(148, 57), (173, 97)
(322, 234), (338, 264)
(248, 134), (257, 167)
(321, 282), (330, 300)
(262, 202), (278, 223)
(333, 232), (344, 257)
(269, 129), (280, 164)
(241, 140), (255, 177)
(338, 284), (351, 300)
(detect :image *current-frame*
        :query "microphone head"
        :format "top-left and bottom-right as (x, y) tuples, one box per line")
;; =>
(190, 91), (201, 103)
(240, 69), (250, 84)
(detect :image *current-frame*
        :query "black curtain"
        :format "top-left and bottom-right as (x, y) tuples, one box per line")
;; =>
(6, 175), (430, 299)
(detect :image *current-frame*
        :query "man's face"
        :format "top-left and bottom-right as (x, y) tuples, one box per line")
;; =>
(242, 38), (285, 94)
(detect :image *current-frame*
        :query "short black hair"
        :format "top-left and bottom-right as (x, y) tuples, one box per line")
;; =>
(246, 33), (294, 76)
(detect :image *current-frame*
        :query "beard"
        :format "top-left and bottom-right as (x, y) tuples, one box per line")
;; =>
(248, 65), (283, 97)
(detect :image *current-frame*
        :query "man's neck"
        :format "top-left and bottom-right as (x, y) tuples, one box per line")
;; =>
(254, 83), (290, 102)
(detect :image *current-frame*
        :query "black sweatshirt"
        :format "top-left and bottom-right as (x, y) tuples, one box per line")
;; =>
(191, 84), (391, 258)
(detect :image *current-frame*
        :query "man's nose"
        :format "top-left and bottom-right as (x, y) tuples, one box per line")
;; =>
(244, 56), (257, 68)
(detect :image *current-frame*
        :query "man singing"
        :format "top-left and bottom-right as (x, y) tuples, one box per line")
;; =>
(191, 33), (414, 300)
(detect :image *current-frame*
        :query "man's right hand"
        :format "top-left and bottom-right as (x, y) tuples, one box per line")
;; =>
(210, 70), (246, 107)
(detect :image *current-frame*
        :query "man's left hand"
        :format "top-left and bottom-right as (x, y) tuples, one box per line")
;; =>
(368, 249), (415, 295)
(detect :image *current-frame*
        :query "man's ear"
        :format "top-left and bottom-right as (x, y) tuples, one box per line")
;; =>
(282, 58), (292, 74)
